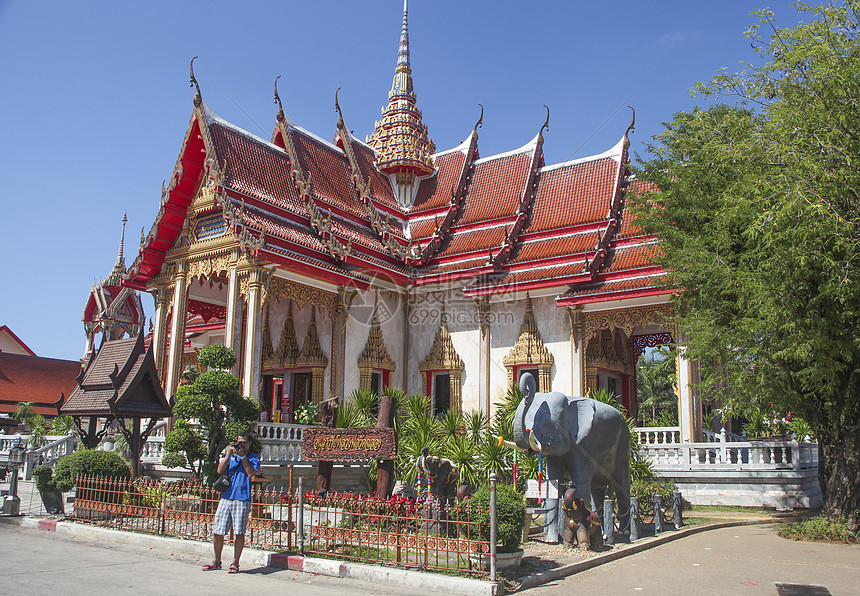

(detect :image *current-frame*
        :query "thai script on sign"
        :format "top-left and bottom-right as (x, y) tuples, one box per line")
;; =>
(303, 427), (396, 461)
(313, 434), (382, 452)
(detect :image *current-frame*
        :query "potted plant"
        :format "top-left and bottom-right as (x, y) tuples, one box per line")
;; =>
(469, 483), (527, 568)
(32, 465), (64, 515)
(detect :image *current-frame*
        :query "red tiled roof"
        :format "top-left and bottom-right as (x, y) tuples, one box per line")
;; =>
(563, 275), (670, 299)
(460, 152), (533, 225)
(410, 217), (440, 241)
(602, 242), (662, 273)
(208, 122), (305, 215)
(508, 232), (597, 265)
(241, 207), (330, 254)
(349, 140), (399, 212)
(437, 226), (506, 259)
(529, 157), (620, 233)
(289, 128), (363, 218)
(478, 261), (586, 287)
(418, 256), (487, 276)
(412, 149), (469, 213)
(0, 353), (81, 417)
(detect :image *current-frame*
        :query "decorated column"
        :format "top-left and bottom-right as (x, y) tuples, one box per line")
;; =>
(567, 307), (586, 396)
(151, 285), (171, 375)
(224, 249), (242, 360)
(242, 267), (265, 402)
(164, 260), (189, 398)
(676, 339), (700, 442)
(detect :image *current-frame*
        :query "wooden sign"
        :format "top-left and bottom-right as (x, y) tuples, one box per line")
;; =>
(303, 427), (396, 462)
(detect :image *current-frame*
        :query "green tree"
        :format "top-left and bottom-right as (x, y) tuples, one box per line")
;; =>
(631, 2), (860, 529)
(162, 345), (259, 482)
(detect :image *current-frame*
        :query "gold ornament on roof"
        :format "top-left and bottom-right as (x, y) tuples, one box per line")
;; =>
(367, 0), (435, 205)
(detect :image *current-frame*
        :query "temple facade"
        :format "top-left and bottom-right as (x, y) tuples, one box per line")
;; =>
(123, 2), (702, 440)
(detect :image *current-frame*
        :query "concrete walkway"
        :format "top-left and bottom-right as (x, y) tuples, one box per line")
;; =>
(4, 473), (856, 595)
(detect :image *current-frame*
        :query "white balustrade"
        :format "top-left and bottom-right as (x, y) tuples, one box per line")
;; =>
(634, 426), (682, 445)
(639, 437), (818, 473)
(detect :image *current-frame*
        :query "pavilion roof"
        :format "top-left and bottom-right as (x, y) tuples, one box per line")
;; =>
(61, 334), (170, 418)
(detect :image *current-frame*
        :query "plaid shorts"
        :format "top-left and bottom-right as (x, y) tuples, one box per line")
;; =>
(213, 498), (251, 535)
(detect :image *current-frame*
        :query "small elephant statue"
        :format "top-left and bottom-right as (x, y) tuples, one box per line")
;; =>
(513, 373), (630, 543)
(416, 447), (459, 499)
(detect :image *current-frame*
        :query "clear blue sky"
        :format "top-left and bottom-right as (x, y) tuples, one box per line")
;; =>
(0, 1), (795, 360)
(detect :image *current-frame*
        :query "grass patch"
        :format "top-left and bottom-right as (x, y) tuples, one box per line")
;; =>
(688, 505), (771, 513)
(778, 516), (860, 544)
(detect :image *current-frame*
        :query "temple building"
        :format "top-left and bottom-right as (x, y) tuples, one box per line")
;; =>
(123, 2), (701, 440)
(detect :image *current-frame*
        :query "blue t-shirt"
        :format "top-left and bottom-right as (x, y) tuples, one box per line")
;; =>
(220, 453), (261, 502)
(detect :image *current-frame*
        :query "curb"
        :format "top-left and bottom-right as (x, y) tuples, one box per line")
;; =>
(513, 519), (779, 592)
(0, 515), (775, 595)
(0, 516), (501, 596)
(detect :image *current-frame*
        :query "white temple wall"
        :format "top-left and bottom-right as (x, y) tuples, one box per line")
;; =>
(260, 297), (333, 400)
(343, 288), (404, 398)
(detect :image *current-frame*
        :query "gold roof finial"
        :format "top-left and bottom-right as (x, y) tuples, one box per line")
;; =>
(624, 105), (636, 147)
(190, 56), (202, 107)
(472, 103), (484, 139)
(335, 87), (344, 130)
(537, 105), (550, 145)
(274, 75), (285, 122)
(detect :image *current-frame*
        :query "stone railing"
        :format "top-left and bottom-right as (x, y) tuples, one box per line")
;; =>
(640, 437), (818, 472)
(256, 422), (309, 465)
(0, 434), (78, 480)
(702, 427), (746, 442)
(634, 426), (682, 445)
(139, 422), (311, 467)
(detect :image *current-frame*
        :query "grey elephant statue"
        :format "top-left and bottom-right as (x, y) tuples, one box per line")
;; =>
(513, 373), (630, 543)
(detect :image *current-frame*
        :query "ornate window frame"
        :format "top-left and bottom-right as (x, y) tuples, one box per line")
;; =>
(418, 307), (464, 413)
(503, 294), (554, 392)
(357, 303), (396, 392)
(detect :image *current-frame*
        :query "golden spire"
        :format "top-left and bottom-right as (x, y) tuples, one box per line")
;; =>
(104, 212), (128, 286)
(367, 0), (435, 207)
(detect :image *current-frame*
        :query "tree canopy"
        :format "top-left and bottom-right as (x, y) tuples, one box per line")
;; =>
(162, 345), (259, 481)
(631, 1), (860, 528)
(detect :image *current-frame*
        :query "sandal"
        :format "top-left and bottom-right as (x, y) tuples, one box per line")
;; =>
(228, 563), (240, 574)
(202, 560), (221, 571)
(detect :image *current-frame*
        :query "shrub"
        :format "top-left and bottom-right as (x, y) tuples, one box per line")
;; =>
(630, 477), (677, 516)
(33, 465), (58, 493)
(52, 449), (131, 492)
(470, 483), (526, 552)
(779, 516), (860, 544)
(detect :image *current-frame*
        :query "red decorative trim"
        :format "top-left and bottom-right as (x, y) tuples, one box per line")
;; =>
(187, 299), (226, 323)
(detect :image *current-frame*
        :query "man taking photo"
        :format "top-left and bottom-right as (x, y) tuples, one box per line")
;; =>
(203, 431), (260, 573)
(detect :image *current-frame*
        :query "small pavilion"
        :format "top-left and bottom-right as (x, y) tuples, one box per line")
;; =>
(59, 333), (171, 475)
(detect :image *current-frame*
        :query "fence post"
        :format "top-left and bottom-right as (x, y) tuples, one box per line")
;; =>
(673, 491), (683, 529)
(654, 494), (663, 534)
(297, 477), (304, 555)
(629, 498), (639, 542)
(603, 497), (615, 545)
(489, 472), (497, 582)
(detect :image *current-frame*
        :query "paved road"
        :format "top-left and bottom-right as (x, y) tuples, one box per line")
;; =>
(0, 524), (428, 596)
(528, 524), (860, 596)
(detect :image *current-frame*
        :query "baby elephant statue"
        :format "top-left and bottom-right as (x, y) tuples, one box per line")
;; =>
(416, 447), (460, 499)
(561, 488), (603, 549)
(513, 372), (630, 543)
